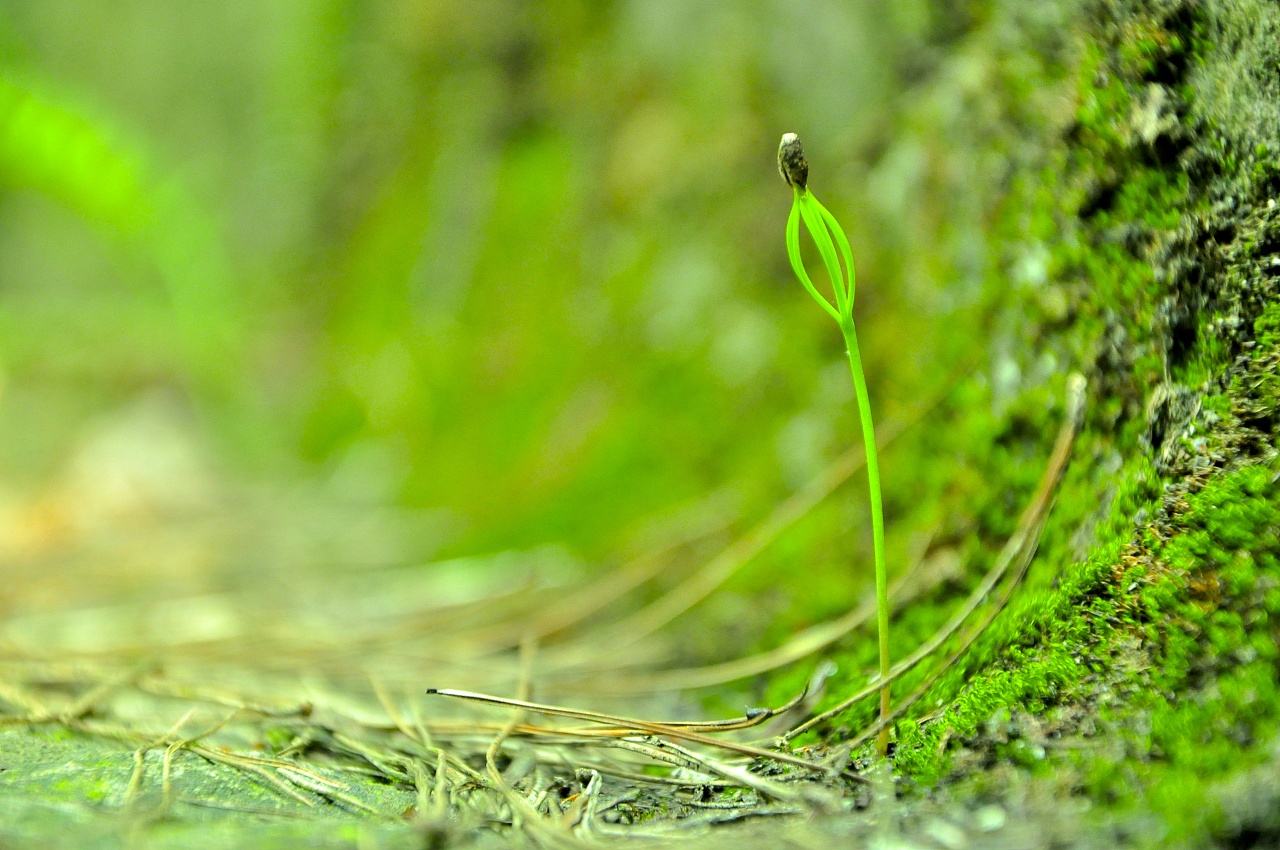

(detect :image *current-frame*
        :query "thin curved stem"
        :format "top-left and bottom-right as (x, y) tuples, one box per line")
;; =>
(839, 319), (890, 756)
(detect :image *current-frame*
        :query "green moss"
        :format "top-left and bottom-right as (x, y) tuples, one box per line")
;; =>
(36, 726), (75, 743)
(892, 456), (1278, 846)
(49, 775), (111, 803)
(1234, 300), (1280, 427)
(1255, 302), (1280, 348)
(895, 649), (1081, 783)
(1085, 464), (1280, 846)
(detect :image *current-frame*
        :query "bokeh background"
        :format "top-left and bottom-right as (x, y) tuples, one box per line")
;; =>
(0, 1), (996, 650)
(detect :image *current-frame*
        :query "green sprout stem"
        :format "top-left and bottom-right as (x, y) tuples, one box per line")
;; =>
(838, 317), (891, 758)
(781, 150), (891, 756)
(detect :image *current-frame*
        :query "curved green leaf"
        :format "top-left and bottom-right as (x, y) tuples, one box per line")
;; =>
(785, 195), (840, 322)
(797, 192), (848, 318)
(810, 194), (856, 309)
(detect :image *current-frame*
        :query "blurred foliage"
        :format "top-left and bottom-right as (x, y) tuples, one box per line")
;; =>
(0, 0), (985, 572)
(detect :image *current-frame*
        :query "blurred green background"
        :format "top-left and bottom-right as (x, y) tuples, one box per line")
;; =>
(0, 1), (984, 589)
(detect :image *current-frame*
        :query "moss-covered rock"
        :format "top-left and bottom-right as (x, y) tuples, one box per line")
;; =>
(783, 0), (1280, 844)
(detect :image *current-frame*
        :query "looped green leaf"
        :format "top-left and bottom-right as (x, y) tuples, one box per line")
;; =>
(785, 188), (856, 323)
(785, 193), (841, 322)
(809, 194), (856, 310)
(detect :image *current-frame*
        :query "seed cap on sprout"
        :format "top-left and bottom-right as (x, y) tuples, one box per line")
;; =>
(777, 132), (808, 189)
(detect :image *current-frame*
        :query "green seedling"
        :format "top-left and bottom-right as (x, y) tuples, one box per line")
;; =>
(778, 132), (891, 756)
